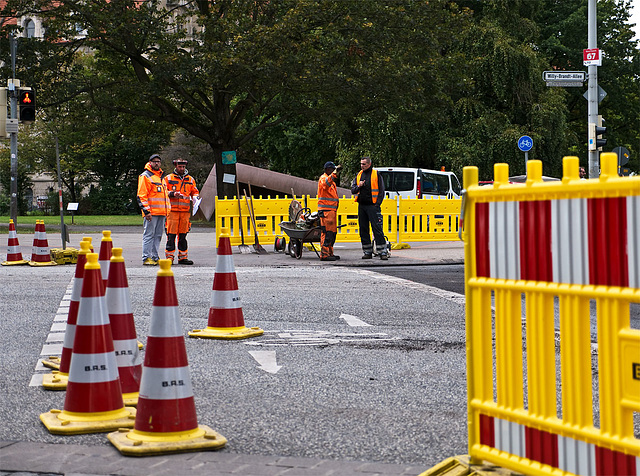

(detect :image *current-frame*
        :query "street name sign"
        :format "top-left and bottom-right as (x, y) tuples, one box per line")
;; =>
(543, 71), (585, 87)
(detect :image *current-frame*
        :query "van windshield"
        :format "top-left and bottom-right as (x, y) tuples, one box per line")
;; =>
(421, 172), (450, 196)
(378, 171), (414, 192)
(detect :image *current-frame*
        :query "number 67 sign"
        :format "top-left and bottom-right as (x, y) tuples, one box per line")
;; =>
(583, 48), (602, 66)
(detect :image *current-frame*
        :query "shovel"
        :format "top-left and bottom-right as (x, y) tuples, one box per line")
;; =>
(235, 181), (252, 254)
(244, 187), (268, 254)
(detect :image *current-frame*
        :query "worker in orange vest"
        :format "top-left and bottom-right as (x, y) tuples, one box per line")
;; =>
(163, 158), (199, 265)
(317, 161), (342, 261)
(137, 154), (170, 266)
(351, 156), (387, 260)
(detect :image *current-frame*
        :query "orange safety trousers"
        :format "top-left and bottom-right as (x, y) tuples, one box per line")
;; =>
(165, 211), (191, 261)
(319, 210), (337, 259)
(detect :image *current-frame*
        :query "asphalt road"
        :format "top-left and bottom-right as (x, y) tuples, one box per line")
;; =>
(0, 262), (469, 472)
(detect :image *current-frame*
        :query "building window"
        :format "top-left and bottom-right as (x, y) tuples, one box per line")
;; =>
(25, 19), (36, 38)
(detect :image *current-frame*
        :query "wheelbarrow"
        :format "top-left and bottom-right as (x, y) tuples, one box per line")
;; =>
(276, 220), (323, 259)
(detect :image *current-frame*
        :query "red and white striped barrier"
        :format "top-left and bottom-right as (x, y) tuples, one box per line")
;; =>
(42, 240), (92, 385)
(108, 259), (225, 455)
(1, 219), (28, 266)
(479, 414), (640, 476)
(29, 220), (56, 266)
(189, 228), (264, 340)
(40, 253), (135, 434)
(105, 247), (142, 405)
(475, 195), (639, 288)
(98, 230), (113, 290)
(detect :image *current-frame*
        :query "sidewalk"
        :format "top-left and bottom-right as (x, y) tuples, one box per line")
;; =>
(2, 225), (465, 268)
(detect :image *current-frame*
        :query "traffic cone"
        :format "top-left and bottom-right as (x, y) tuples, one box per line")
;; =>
(41, 240), (91, 381)
(2, 220), (28, 265)
(98, 230), (113, 290)
(40, 253), (136, 434)
(29, 220), (57, 266)
(189, 228), (264, 340)
(105, 247), (142, 406)
(108, 259), (226, 456)
(81, 236), (94, 252)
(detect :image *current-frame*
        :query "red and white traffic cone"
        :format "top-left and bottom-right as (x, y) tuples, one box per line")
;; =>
(42, 240), (92, 383)
(40, 253), (136, 434)
(98, 230), (113, 290)
(189, 228), (264, 340)
(2, 219), (28, 266)
(81, 236), (94, 252)
(108, 259), (226, 456)
(29, 220), (56, 266)
(105, 247), (142, 406)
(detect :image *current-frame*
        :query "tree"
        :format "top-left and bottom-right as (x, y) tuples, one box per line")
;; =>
(2, 0), (466, 197)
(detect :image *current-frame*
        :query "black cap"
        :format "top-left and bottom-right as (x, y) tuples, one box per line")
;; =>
(324, 161), (336, 170)
(149, 154), (161, 162)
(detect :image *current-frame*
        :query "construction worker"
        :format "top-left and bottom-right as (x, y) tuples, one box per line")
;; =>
(351, 156), (387, 260)
(137, 154), (170, 266)
(317, 161), (342, 261)
(163, 158), (199, 265)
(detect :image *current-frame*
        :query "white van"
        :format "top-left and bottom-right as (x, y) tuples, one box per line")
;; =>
(375, 167), (462, 199)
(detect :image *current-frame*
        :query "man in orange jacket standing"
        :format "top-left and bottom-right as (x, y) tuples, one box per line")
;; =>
(163, 158), (199, 265)
(317, 161), (342, 261)
(137, 154), (170, 266)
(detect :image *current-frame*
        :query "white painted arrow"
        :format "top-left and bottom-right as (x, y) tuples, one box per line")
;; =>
(339, 313), (372, 327)
(249, 350), (282, 374)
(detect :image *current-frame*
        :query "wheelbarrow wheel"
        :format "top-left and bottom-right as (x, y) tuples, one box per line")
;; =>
(290, 239), (303, 259)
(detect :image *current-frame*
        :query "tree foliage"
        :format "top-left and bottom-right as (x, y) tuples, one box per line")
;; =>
(1, 0), (637, 200)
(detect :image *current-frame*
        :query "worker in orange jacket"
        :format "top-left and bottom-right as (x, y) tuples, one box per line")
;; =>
(317, 161), (342, 261)
(163, 158), (199, 265)
(137, 154), (170, 266)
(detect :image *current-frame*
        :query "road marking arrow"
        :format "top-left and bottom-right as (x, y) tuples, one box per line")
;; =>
(249, 350), (282, 374)
(339, 313), (372, 327)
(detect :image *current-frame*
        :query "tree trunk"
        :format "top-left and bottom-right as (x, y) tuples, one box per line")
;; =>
(212, 145), (238, 199)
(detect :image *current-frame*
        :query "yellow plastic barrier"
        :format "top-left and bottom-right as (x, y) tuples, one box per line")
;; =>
(215, 194), (461, 246)
(455, 154), (640, 476)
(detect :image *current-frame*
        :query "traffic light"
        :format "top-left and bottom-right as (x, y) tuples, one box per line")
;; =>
(18, 87), (36, 123)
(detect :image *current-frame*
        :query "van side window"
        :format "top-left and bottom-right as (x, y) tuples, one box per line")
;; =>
(451, 175), (461, 195)
(394, 172), (415, 192)
(422, 172), (449, 196)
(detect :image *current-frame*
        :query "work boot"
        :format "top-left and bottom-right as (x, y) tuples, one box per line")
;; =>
(332, 255), (340, 260)
(143, 258), (158, 266)
(178, 258), (194, 265)
(361, 253), (373, 259)
(380, 252), (389, 260)
(320, 256), (338, 261)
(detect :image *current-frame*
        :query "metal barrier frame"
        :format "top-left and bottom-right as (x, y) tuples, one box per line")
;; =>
(461, 154), (640, 475)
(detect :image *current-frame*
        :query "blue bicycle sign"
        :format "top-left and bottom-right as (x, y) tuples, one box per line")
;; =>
(518, 135), (533, 152)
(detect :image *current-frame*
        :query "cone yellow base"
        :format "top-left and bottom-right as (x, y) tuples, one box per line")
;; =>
(29, 261), (57, 266)
(123, 392), (139, 407)
(108, 425), (226, 456)
(1, 259), (29, 266)
(189, 326), (264, 340)
(40, 407), (136, 435)
(42, 371), (68, 390)
(41, 356), (61, 370)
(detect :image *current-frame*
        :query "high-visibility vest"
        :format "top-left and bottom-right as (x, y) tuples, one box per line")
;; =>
(164, 172), (199, 213)
(354, 169), (380, 203)
(137, 164), (170, 217)
(317, 172), (339, 211)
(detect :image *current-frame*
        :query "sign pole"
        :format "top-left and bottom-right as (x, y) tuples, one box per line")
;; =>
(587, 0), (599, 178)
